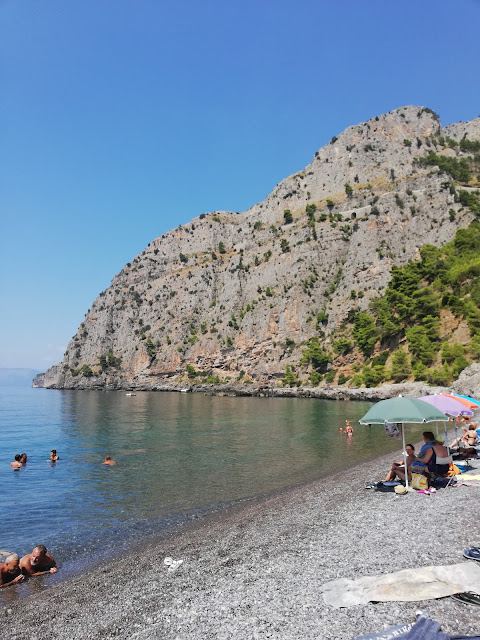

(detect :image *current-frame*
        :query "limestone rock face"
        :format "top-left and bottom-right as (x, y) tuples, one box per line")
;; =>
(37, 106), (480, 390)
(452, 364), (480, 398)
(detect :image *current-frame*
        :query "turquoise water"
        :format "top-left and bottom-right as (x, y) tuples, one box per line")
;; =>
(1, 386), (427, 586)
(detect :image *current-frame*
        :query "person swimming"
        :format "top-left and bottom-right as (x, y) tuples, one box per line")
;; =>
(49, 450), (59, 462)
(10, 455), (22, 469)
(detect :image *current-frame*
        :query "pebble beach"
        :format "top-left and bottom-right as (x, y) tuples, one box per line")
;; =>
(1, 445), (479, 640)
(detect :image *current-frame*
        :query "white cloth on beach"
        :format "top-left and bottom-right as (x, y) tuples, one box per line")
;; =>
(320, 562), (480, 608)
(455, 473), (480, 485)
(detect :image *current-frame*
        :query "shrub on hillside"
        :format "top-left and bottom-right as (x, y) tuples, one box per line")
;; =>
(353, 312), (378, 358)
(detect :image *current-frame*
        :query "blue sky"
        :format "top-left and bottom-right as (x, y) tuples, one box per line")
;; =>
(1, 0), (479, 370)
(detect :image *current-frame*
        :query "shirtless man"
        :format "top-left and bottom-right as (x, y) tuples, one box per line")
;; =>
(10, 454), (22, 469)
(102, 455), (117, 466)
(20, 545), (58, 577)
(385, 444), (415, 482)
(0, 554), (24, 588)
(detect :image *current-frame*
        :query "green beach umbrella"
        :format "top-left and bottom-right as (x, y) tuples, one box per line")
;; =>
(359, 397), (448, 489)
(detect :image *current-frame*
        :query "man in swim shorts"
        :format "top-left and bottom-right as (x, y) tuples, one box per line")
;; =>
(0, 554), (24, 588)
(20, 545), (58, 576)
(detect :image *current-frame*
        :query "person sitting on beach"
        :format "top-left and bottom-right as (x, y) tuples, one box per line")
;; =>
(464, 424), (478, 447)
(450, 424), (478, 450)
(417, 434), (451, 478)
(0, 554), (24, 588)
(384, 444), (415, 482)
(20, 453), (27, 465)
(10, 454), (22, 469)
(20, 545), (58, 577)
(102, 455), (116, 466)
(49, 450), (59, 462)
(409, 432), (436, 477)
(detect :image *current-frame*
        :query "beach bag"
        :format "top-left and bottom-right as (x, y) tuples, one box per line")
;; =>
(411, 473), (428, 491)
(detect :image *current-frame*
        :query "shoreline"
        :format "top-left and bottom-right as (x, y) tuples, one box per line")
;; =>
(32, 361), (480, 402)
(33, 378), (452, 401)
(1, 442), (479, 639)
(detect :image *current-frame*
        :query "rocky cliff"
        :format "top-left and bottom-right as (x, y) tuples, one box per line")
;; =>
(35, 106), (480, 390)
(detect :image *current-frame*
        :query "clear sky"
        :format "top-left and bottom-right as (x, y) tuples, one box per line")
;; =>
(1, 0), (479, 370)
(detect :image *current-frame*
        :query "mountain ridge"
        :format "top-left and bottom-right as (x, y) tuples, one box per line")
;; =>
(35, 105), (480, 391)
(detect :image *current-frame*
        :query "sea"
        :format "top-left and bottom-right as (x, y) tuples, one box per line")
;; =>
(1, 384), (428, 597)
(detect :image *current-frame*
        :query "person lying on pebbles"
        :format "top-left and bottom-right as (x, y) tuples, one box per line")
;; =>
(20, 545), (58, 577)
(0, 554), (24, 588)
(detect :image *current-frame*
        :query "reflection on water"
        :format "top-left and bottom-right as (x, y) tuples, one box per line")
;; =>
(1, 387), (429, 590)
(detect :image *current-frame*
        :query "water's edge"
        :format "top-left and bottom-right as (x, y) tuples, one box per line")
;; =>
(2, 438), (403, 602)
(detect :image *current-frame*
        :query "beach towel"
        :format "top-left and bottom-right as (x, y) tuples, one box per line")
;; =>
(320, 562), (480, 608)
(354, 613), (480, 639)
(454, 474), (480, 486)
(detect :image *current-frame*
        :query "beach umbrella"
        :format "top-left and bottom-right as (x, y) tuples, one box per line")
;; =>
(451, 393), (480, 407)
(359, 397), (448, 489)
(418, 395), (472, 454)
(441, 394), (479, 410)
(418, 395), (473, 417)
(448, 394), (480, 446)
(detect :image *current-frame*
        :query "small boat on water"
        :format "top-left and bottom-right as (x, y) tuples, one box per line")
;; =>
(126, 392), (136, 396)
(180, 388), (191, 393)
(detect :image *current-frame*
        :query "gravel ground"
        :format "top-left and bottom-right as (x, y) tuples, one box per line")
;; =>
(1, 447), (479, 640)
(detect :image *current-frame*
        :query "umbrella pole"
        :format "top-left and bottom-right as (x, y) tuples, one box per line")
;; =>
(402, 423), (409, 490)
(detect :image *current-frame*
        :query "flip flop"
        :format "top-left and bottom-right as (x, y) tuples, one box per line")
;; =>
(463, 547), (480, 561)
(451, 591), (480, 606)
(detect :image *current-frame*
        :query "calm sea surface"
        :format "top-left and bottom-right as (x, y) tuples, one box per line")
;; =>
(1, 386), (427, 592)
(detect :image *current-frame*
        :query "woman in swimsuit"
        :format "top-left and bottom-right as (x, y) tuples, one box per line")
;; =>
(464, 425), (478, 447)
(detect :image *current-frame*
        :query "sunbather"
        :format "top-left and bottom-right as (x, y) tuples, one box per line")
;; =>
(384, 444), (415, 482)
(450, 424), (478, 449)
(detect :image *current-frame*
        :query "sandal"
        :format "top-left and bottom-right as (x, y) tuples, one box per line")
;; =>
(451, 591), (480, 606)
(463, 547), (480, 561)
